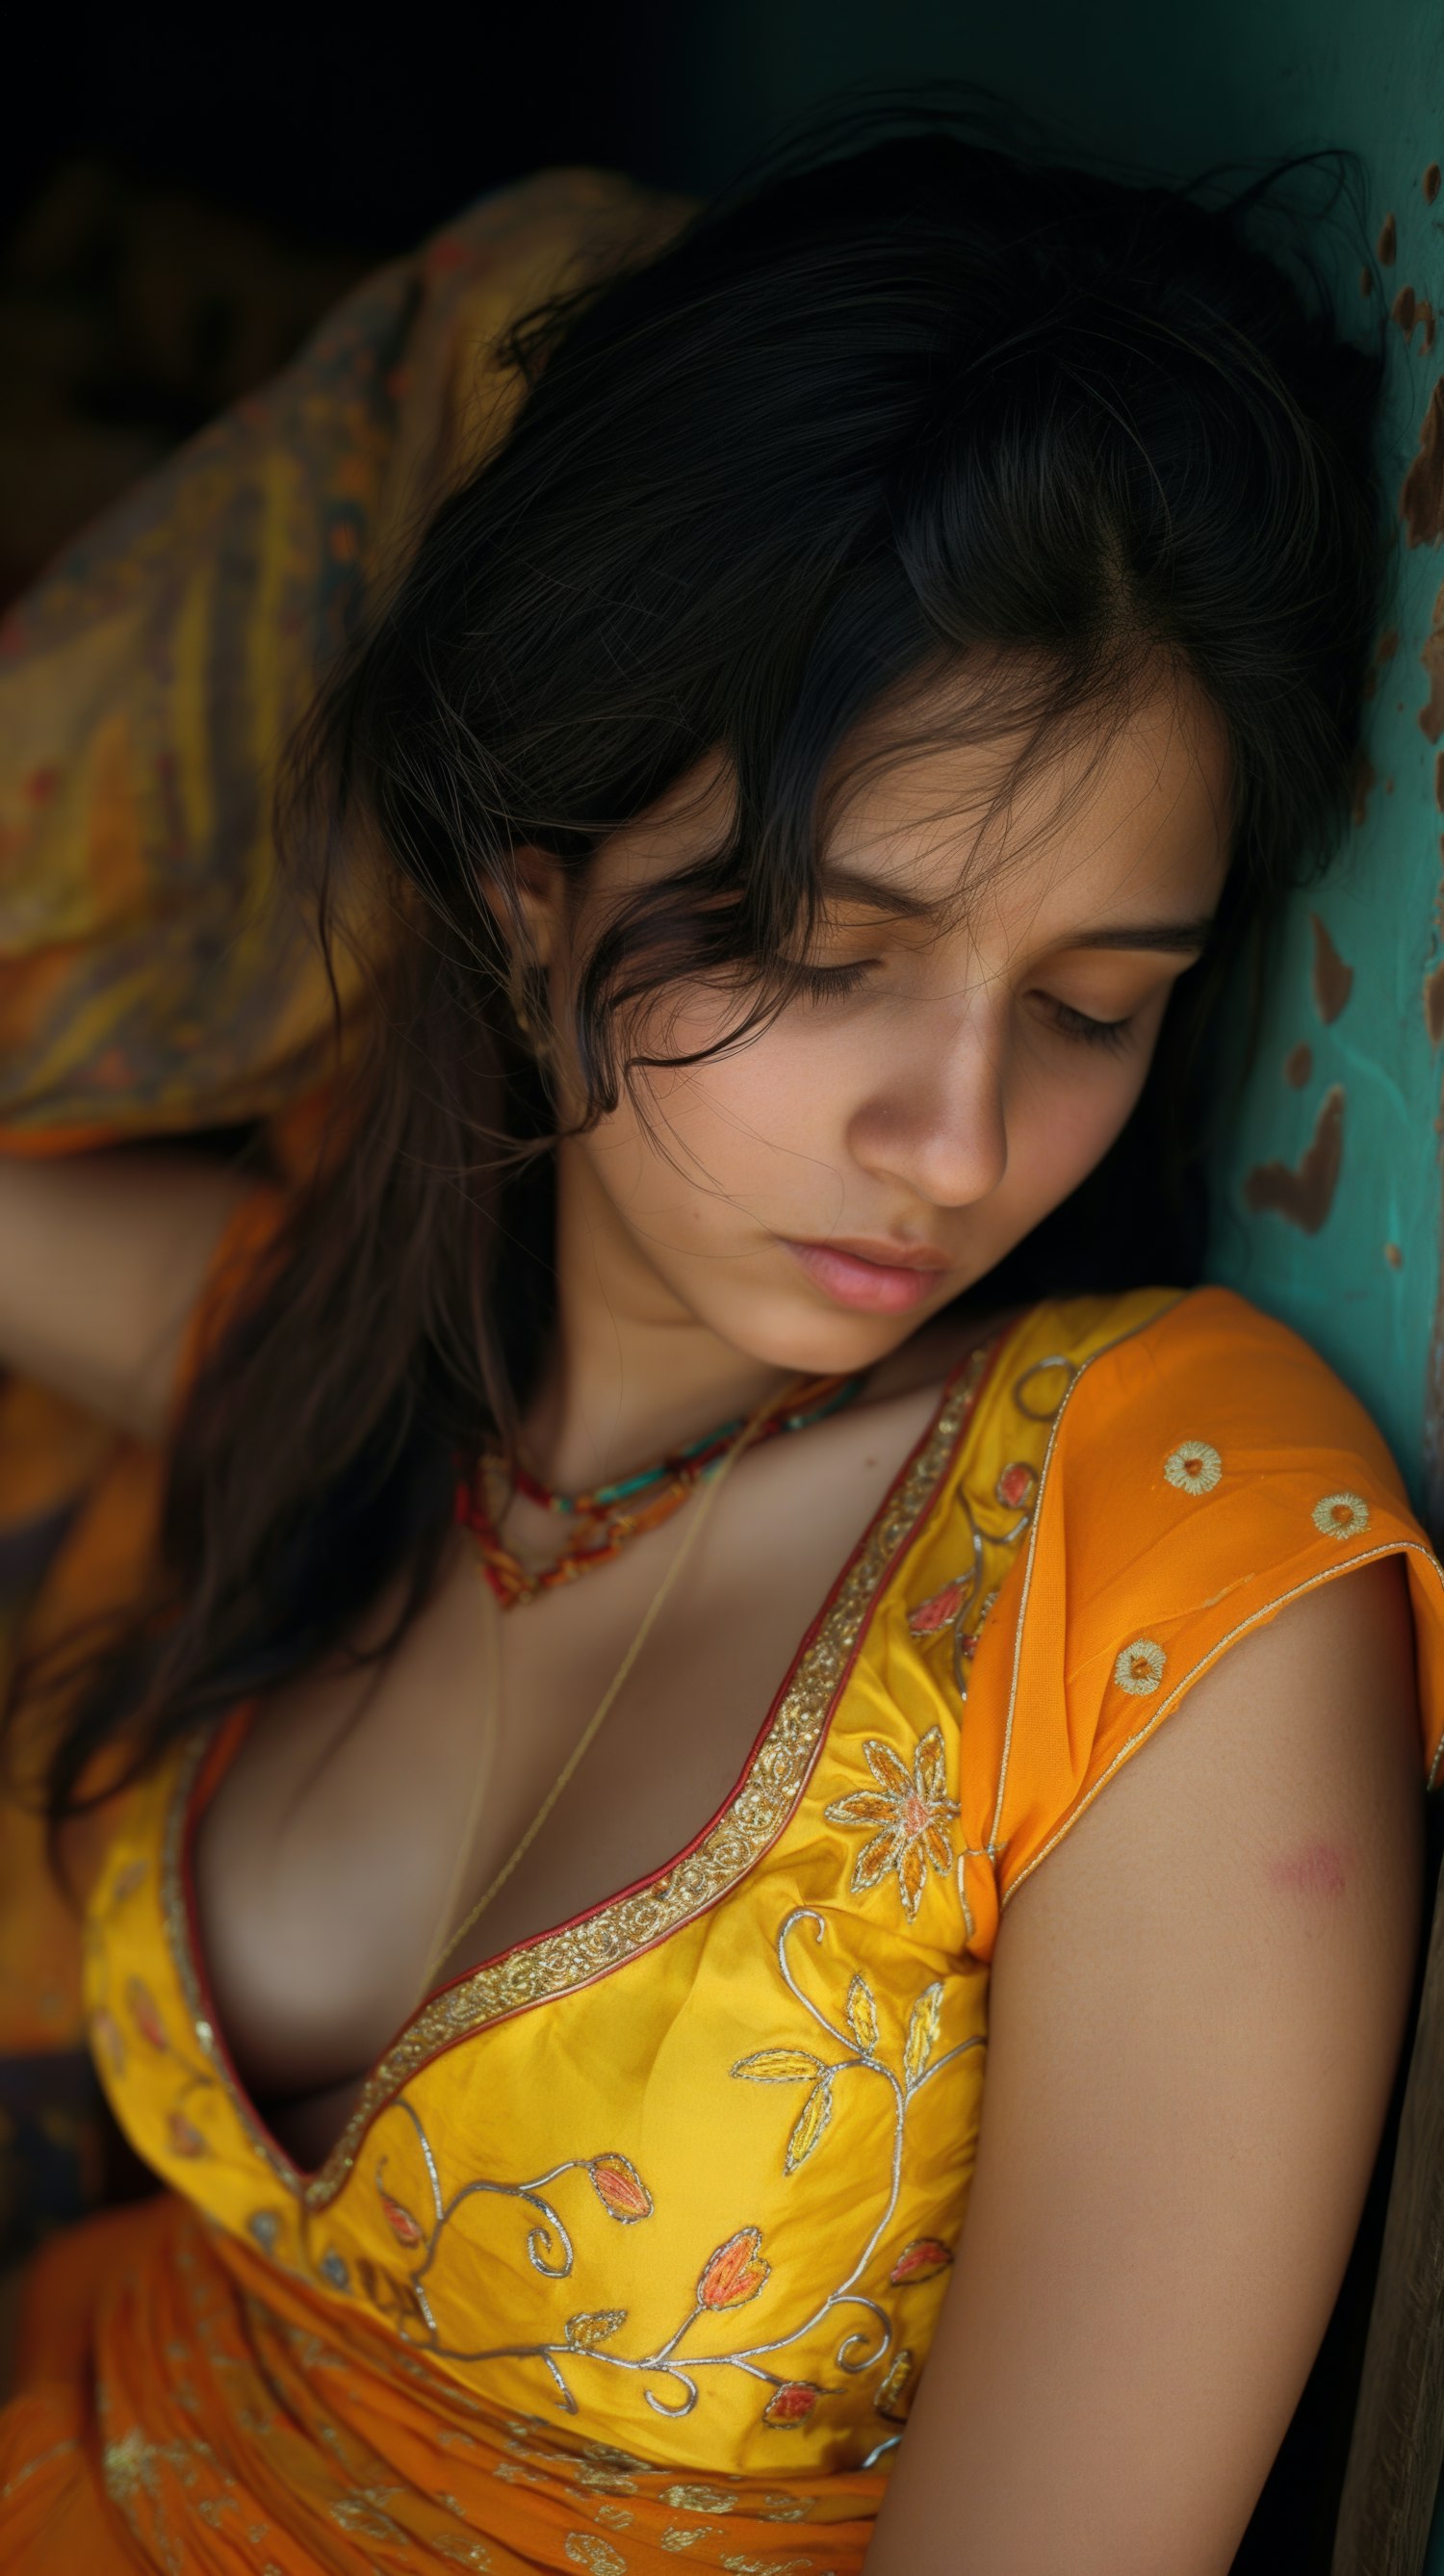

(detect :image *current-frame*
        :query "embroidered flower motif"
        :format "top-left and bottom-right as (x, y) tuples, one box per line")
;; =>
(565, 2309), (629, 2352)
(375, 2163), (426, 2247)
(165, 2108), (208, 2158)
(319, 2248), (351, 2293)
(906, 1577), (973, 1638)
(761, 2382), (820, 2427)
(564, 2536), (628, 2576)
(658, 2486), (737, 2515)
(823, 1726), (960, 1918)
(90, 2006), (125, 2076)
(125, 1975), (168, 2051)
(246, 2208), (281, 2253)
(1164, 1440), (1222, 1497)
(889, 2236), (953, 2286)
(1114, 1638), (1167, 1696)
(996, 1460), (1036, 1510)
(588, 2154), (654, 2222)
(696, 2226), (770, 2311)
(874, 2349), (915, 2421)
(1313, 1491), (1371, 1540)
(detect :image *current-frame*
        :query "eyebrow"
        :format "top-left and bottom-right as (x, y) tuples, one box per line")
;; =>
(1065, 917), (1216, 956)
(817, 864), (1215, 955)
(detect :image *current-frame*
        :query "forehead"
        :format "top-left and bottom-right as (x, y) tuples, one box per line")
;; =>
(819, 660), (1232, 923)
(586, 657), (1231, 921)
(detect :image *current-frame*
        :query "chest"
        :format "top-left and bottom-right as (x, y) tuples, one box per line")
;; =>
(189, 1344), (980, 2161)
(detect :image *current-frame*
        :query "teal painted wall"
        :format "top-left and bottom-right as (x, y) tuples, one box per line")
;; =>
(663, 3), (1444, 1522)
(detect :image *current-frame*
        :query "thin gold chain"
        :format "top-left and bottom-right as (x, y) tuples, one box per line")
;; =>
(417, 1376), (803, 1996)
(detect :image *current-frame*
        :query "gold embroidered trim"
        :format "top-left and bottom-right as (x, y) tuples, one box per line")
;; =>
(161, 1329), (1006, 2211)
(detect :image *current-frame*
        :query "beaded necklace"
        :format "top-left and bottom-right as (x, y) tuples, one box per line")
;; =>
(454, 1368), (869, 1609)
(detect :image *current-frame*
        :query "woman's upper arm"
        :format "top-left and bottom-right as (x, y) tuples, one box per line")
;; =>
(866, 1555), (1423, 2576)
(0, 1146), (268, 1441)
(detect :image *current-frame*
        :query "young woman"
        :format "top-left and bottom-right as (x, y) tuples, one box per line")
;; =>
(0, 110), (1440, 2576)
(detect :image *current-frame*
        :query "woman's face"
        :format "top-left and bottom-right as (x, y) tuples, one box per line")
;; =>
(530, 665), (1232, 1382)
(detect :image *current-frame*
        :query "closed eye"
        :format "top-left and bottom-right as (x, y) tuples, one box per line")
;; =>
(788, 958), (878, 1004)
(1044, 996), (1133, 1053)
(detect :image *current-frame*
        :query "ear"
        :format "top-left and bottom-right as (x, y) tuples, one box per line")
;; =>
(481, 842), (568, 971)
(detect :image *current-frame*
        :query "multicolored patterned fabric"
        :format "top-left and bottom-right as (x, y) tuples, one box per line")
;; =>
(2, 1270), (1442, 2569)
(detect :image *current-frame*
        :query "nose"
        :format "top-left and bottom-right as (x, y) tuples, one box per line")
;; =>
(847, 1004), (1009, 1210)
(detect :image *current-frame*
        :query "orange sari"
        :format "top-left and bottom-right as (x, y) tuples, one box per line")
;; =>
(3, 1261), (1441, 2573)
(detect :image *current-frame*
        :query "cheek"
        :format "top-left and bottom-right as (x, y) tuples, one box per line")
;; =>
(588, 1022), (827, 1212)
(1008, 1043), (1153, 1208)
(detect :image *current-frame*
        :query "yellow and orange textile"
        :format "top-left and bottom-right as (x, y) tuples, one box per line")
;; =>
(1, 1268), (1443, 2571)
(0, 167), (698, 2208)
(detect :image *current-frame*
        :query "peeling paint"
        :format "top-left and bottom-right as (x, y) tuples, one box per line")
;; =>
(1284, 1041), (1313, 1089)
(1402, 383), (1444, 547)
(1379, 628), (1401, 663)
(1378, 212), (1398, 265)
(1351, 753), (1377, 826)
(1243, 1086), (1345, 1234)
(1385, 1242), (1405, 1269)
(1422, 582), (1444, 743)
(1394, 284), (1418, 335)
(1310, 913), (1354, 1023)
(1435, 750), (1444, 811)
(1426, 162), (1442, 207)
(1424, 303), (1439, 357)
(1429, 962), (1444, 1047)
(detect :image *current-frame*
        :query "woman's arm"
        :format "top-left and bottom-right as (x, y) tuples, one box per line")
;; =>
(0, 1146), (259, 1442)
(865, 1556), (1423, 2576)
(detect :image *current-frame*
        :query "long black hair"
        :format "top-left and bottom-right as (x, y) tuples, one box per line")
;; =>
(18, 91), (1389, 1822)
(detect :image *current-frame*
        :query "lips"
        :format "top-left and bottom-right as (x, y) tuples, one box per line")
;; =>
(779, 1237), (949, 1315)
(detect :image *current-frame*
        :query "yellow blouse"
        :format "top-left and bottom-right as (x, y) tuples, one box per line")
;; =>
(4, 1284), (1443, 2576)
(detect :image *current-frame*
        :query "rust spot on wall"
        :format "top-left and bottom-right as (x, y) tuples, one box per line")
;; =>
(1385, 1242), (1405, 1270)
(1310, 914), (1354, 1023)
(1426, 163), (1442, 206)
(1429, 961), (1444, 1045)
(1283, 1042), (1313, 1088)
(1403, 383), (1444, 546)
(1379, 629), (1401, 664)
(1424, 302), (1439, 356)
(1422, 582), (1444, 742)
(1378, 213), (1398, 266)
(1350, 754), (1377, 826)
(1243, 1086), (1345, 1234)
(1360, 264), (1374, 297)
(1436, 749), (1444, 810)
(1394, 284), (1418, 335)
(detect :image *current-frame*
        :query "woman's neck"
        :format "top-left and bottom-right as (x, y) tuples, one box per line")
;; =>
(519, 1145), (826, 1495)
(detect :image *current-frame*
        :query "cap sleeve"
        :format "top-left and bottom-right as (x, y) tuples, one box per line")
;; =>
(958, 1287), (1444, 1937)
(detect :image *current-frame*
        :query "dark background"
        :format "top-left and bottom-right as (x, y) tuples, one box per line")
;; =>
(0, 1), (696, 602)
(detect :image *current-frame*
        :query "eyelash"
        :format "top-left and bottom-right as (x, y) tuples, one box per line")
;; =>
(788, 959), (1133, 1053)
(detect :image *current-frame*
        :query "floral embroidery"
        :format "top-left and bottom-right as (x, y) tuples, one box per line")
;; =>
(588, 2155), (654, 2221)
(126, 1975), (168, 2052)
(1113, 1638), (1167, 1696)
(822, 1728), (959, 1918)
(246, 2209), (281, 2253)
(697, 2228), (771, 2310)
(565, 2535), (628, 2575)
(1313, 1491), (1371, 1539)
(888, 2238), (952, 2287)
(873, 2350), (915, 2420)
(165, 2108), (209, 2158)
(320, 2249), (351, 2292)
(761, 2383), (820, 2427)
(1164, 1440), (1222, 1496)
